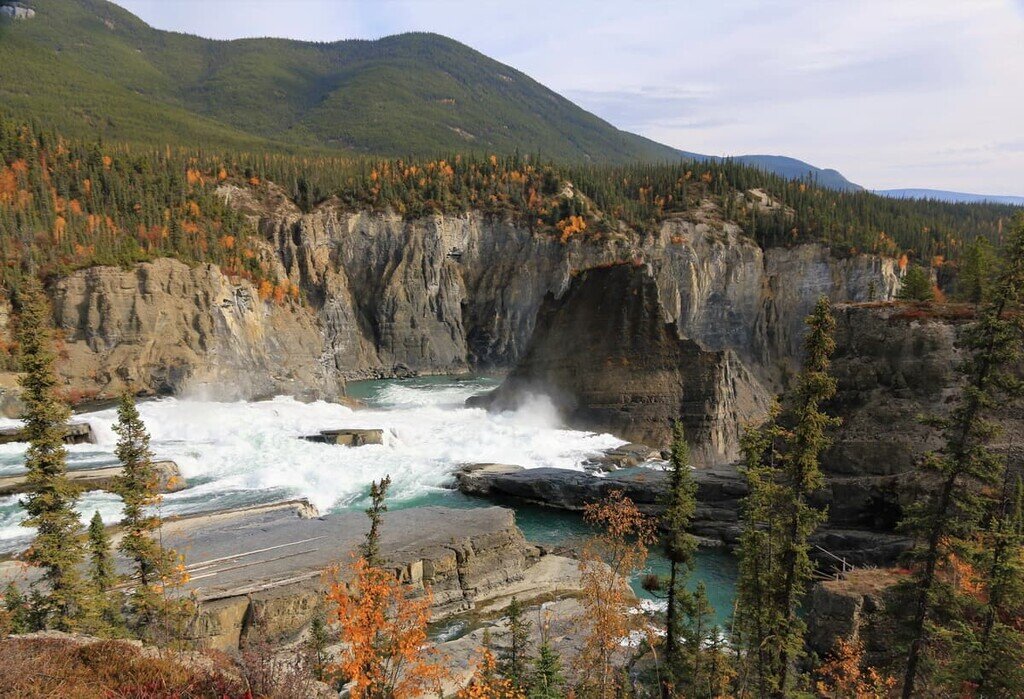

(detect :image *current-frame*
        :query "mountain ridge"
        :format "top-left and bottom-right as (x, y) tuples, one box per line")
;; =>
(874, 188), (1024, 206)
(0, 0), (682, 162)
(1, 0), (1019, 203)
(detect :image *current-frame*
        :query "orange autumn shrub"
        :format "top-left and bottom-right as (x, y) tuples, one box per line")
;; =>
(327, 557), (445, 698)
(457, 645), (525, 699)
(816, 638), (897, 699)
(574, 491), (656, 699)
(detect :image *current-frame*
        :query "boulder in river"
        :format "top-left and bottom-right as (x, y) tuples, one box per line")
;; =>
(302, 428), (384, 446)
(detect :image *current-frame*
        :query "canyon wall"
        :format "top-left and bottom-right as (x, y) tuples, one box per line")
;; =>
(254, 190), (897, 387)
(471, 263), (773, 465)
(29, 185), (899, 402)
(49, 258), (340, 401)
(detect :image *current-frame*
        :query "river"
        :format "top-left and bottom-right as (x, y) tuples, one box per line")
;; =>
(0, 375), (736, 625)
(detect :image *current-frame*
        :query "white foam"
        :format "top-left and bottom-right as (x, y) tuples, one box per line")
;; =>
(0, 380), (624, 552)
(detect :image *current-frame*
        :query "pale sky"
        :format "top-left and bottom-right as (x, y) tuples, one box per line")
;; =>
(114, 0), (1024, 195)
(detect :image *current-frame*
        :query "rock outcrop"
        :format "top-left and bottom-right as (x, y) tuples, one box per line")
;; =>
(49, 258), (339, 401)
(144, 501), (562, 651)
(470, 263), (773, 460)
(824, 303), (1024, 528)
(0, 422), (93, 445)
(805, 568), (902, 661)
(0, 460), (183, 496)
(453, 464), (909, 564)
(247, 186), (897, 384)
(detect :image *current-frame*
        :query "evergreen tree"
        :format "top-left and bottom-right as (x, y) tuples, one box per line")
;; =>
(660, 420), (699, 695)
(2, 582), (30, 633)
(112, 391), (182, 629)
(15, 276), (86, 630)
(360, 475), (391, 567)
(956, 237), (996, 305)
(306, 611), (333, 682)
(964, 477), (1024, 696)
(897, 265), (935, 302)
(680, 582), (726, 698)
(733, 296), (839, 698)
(732, 411), (788, 698)
(897, 216), (1024, 698)
(86, 510), (123, 631)
(500, 596), (532, 689)
(773, 296), (839, 692)
(87, 511), (115, 592)
(528, 642), (566, 699)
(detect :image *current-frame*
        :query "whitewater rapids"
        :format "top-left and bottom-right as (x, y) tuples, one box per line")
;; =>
(0, 377), (624, 553)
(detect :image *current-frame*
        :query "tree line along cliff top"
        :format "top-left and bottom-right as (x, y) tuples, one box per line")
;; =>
(0, 117), (1018, 295)
(2, 117), (1015, 294)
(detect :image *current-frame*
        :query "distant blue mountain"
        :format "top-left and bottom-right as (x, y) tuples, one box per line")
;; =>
(873, 189), (1024, 206)
(679, 152), (1023, 205)
(678, 151), (863, 192)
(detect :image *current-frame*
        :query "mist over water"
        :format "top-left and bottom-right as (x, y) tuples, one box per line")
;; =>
(0, 376), (623, 553)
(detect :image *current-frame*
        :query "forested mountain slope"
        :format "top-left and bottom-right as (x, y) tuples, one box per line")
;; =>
(0, 0), (680, 161)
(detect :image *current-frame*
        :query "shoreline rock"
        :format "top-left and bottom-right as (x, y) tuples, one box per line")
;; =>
(0, 422), (94, 445)
(453, 464), (910, 565)
(146, 503), (567, 651)
(0, 460), (183, 497)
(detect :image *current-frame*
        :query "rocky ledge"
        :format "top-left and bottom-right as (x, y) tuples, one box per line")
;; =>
(454, 464), (909, 565)
(133, 501), (582, 651)
(0, 422), (94, 445)
(805, 567), (902, 662)
(0, 460), (183, 497)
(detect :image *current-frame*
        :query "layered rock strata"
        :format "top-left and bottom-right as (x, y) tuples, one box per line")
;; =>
(454, 464), (909, 564)
(48, 258), (338, 401)
(469, 264), (773, 460)
(142, 501), (567, 651)
(23, 186), (898, 401)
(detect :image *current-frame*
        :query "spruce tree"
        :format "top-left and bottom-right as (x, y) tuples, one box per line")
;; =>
(660, 420), (699, 695)
(500, 596), (532, 689)
(529, 630), (566, 699)
(967, 477), (1024, 696)
(897, 216), (1024, 698)
(733, 412), (788, 698)
(87, 510), (123, 631)
(87, 510), (115, 592)
(897, 265), (935, 302)
(773, 296), (839, 692)
(360, 475), (391, 567)
(112, 391), (181, 627)
(956, 237), (996, 305)
(2, 582), (30, 633)
(733, 296), (839, 697)
(681, 582), (724, 698)
(15, 276), (86, 630)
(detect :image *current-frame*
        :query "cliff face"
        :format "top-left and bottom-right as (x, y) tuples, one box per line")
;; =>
(35, 186), (899, 402)
(49, 258), (339, 400)
(474, 264), (773, 465)
(823, 303), (1024, 528)
(256, 192), (898, 384)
